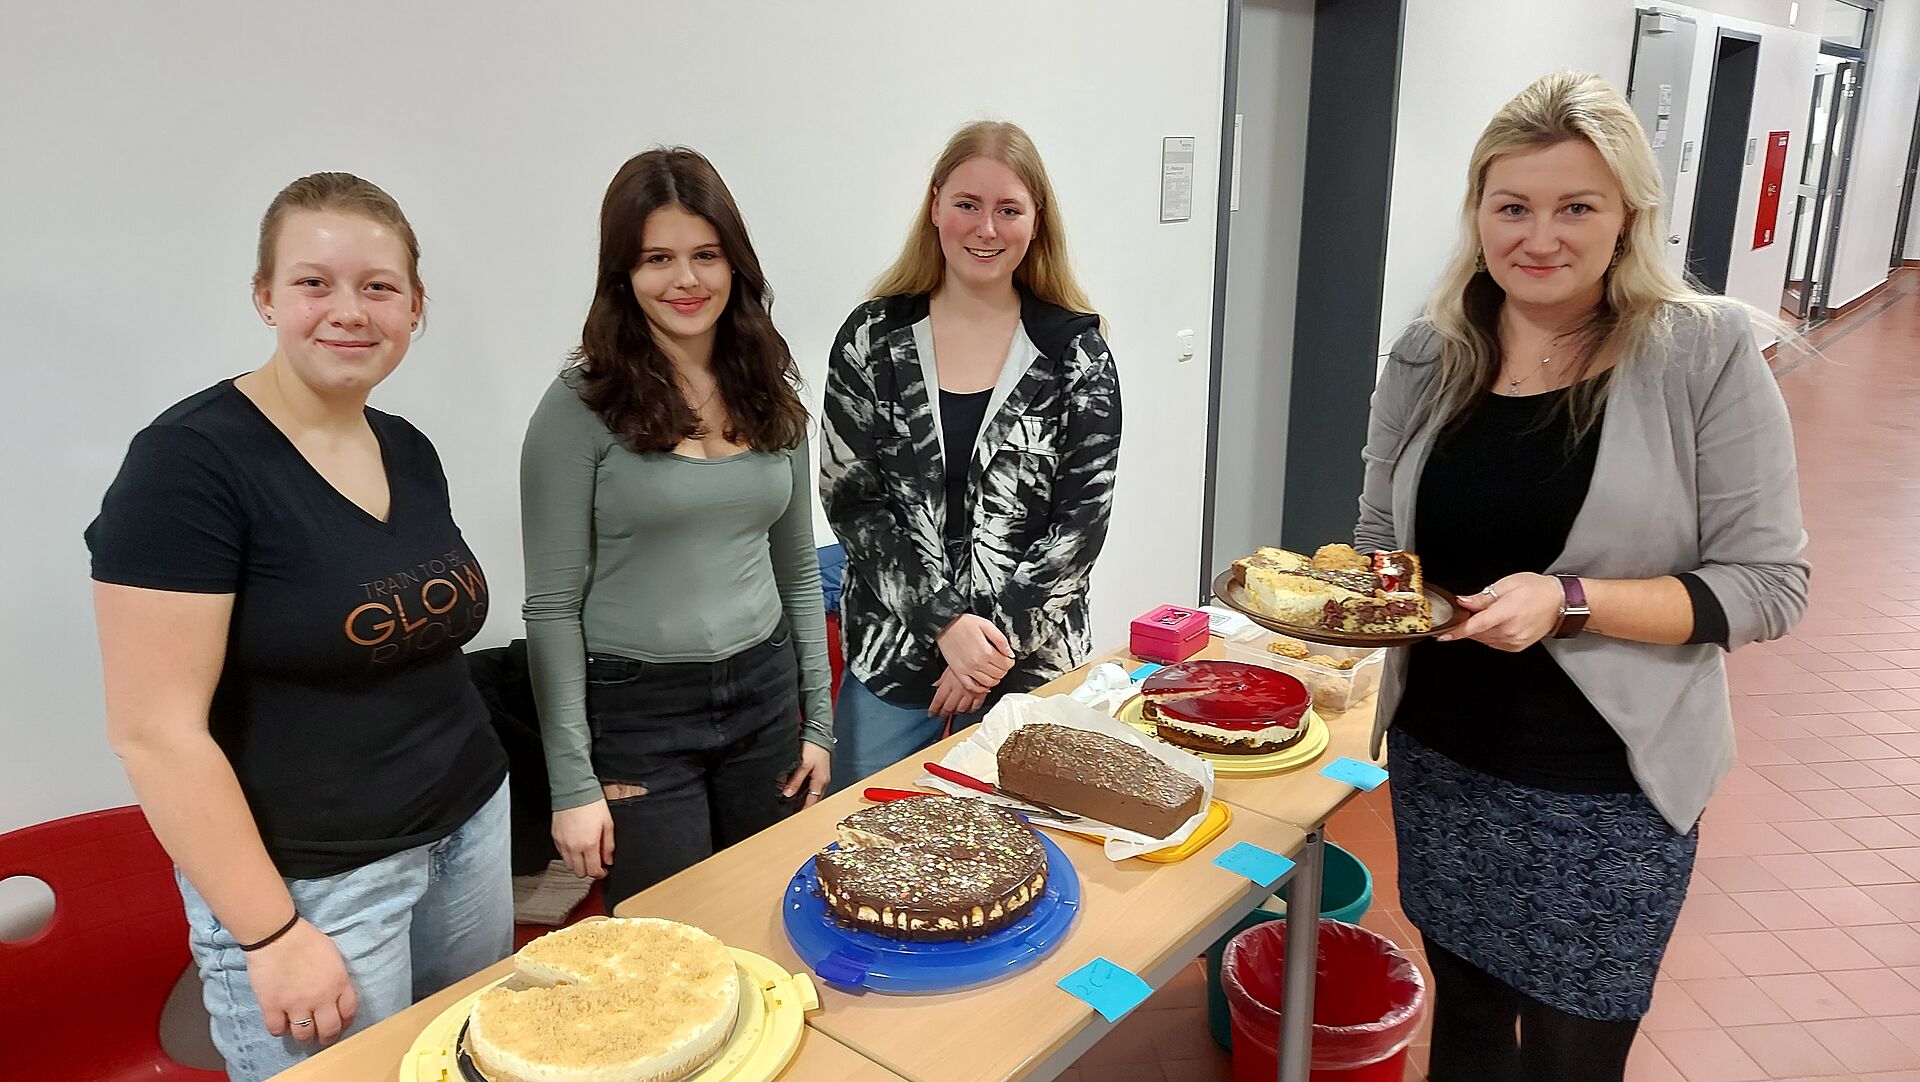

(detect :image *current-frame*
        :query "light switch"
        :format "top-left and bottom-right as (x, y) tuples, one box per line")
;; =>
(1176, 329), (1196, 362)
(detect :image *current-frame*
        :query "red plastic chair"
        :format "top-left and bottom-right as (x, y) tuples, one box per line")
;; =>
(0, 806), (224, 1081)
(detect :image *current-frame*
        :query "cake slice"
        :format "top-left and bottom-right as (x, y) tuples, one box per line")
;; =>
(1235, 546), (1433, 634)
(995, 723), (1204, 839)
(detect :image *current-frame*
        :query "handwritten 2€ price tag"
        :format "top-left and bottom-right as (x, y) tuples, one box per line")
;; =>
(1057, 957), (1153, 1023)
(1212, 842), (1296, 888)
(1319, 756), (1389, 791)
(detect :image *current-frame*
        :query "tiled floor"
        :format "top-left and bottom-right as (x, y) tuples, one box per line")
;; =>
(1065, 270), (1920, 1081)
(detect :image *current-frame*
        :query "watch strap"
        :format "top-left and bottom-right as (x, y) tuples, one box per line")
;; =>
(1552, 575), (1590, 638)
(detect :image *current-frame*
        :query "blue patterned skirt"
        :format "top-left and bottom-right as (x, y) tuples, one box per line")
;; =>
(1387, 727), (1698, 1021)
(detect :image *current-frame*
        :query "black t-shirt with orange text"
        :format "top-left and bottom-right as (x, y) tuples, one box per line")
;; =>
(87, 381), (507, 879)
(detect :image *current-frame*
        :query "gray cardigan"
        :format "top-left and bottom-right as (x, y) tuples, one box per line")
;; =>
(1356, 304), (1809, 832)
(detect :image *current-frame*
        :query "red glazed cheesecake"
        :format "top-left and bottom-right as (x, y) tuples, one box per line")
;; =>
(1141, 660), (1311, 755)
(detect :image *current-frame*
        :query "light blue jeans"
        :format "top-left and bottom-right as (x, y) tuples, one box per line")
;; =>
(825, 676), (983, 795)
(177, 779), (512, 1082)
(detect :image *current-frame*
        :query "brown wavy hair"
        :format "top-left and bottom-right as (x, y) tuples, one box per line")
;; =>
(571, 148), (807, 453)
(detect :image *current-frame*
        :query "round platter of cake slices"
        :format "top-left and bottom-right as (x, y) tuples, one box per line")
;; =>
(1112, 660), (1330, 776)
(782, 794), (1081, 994)
(1213, 543), (1468, 647)
(399, 917), (819, 1082)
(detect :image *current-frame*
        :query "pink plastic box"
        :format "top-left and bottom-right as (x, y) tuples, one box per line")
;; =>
(1130, 604), (1211, 663)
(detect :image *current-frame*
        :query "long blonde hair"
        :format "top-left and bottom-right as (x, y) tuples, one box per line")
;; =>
(1425, 70), (1738, 439)
(871, 121), (1096, 315)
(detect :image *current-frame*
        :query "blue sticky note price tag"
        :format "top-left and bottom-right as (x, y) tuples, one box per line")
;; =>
(1057, 957), (1153, 1023)
(1212, 842), (1296, 888)
(1128, 661), (1164, 681)
(1320, 756), (1390, 791)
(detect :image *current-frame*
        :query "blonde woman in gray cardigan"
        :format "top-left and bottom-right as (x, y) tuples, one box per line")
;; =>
(1356, 72), (1807, 1082)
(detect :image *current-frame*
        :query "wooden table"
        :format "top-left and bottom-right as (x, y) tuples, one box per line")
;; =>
(277, 639), (1383, 1082)
(273, 955), (909, 1082)
(614, 732), (1308, 1082)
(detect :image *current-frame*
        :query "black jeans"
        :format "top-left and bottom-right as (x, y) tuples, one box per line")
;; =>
(586, 622), (804, 912)
(1424, 935), (1640, 1082)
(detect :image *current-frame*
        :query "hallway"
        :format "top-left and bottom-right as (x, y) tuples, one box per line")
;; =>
(1064, 270), (1920, 1081)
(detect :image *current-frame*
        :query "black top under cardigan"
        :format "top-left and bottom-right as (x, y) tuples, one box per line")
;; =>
(1392, 386), (1728, 794)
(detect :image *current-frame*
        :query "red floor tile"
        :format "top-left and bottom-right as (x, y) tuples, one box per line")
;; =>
(1801, 1017), (1920, 1073)
(1750, 971), (1864, 1021)
(1725, 1023), (1850, 1077)
(1707, 930), (1813, 976)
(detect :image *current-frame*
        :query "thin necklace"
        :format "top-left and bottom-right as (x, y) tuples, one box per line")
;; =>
(1501, 356), (1554, 396)
(676, 376), (717, 413)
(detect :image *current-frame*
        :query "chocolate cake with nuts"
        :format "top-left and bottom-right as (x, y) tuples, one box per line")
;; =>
(996, 724), (1204, 839)
(815, 796), (1046, 941)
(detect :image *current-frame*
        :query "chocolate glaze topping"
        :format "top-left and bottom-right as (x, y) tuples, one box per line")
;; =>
(997, 724), (1204, 839)
(815, 796), (1046, 941)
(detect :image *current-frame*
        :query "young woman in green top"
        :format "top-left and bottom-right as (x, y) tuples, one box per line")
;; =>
(520, 148), (833, 910)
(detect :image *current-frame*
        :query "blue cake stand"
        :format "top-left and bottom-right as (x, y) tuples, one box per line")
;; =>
(782, 832), (1081, 994)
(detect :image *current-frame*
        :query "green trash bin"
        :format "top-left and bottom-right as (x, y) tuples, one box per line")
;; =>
(1205, 840), (1374, 1050)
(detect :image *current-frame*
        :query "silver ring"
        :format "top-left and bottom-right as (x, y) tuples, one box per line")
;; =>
(809, 790), (824, 797)
(1482, 586), (1500, 601)
(292, 1019), (314, 1028)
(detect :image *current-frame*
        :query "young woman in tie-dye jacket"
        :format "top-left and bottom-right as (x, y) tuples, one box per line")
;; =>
(820, 121), (1121, 791)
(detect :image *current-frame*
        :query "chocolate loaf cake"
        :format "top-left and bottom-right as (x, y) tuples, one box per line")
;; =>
(996, 724), (1204, 839)
(815, 796), (1046, 941)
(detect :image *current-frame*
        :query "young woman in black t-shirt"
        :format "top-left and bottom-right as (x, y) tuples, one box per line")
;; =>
(87, 174), (510, 1082)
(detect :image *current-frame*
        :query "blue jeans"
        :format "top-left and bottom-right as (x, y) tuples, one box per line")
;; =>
(825, 676), (982, 794)
(177, 779), (512, 1082)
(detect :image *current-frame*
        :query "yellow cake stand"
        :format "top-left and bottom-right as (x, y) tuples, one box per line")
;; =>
(399, 947), (819, 1082)
(1114, 696), (1330, 777)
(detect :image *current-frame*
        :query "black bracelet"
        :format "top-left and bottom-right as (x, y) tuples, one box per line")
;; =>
(238, 912), (300, 952)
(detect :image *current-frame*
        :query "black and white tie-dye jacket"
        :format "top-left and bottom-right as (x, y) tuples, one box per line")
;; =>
(820, 290), (1122, 706)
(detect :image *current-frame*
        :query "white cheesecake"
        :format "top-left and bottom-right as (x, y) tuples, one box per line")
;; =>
(468, 918), (739, 1082)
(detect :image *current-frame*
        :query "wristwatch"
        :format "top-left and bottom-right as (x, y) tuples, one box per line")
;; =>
(1552, 575), (1590, 638)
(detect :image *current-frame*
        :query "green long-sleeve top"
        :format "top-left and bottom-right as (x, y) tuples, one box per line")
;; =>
(520, 372), (833, 812)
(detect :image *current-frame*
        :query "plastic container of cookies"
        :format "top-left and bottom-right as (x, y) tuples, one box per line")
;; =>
(1223, 631), (1384, 713)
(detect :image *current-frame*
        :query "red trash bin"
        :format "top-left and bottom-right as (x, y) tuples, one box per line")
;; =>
(1221, 918), (1426, 1082)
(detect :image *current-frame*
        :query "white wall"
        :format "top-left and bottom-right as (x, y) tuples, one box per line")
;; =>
(0, 1), (1230, 836)
(1828, 0), (1920, 306)
(1211, 0), (1314, 577)
(1380, 1), (1634, 351)
(1382, 0), (1820, 351)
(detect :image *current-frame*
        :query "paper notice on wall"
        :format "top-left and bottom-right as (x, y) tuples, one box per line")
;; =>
(1161, 136), (1195, 223)
(1658, 83), (1673, 109)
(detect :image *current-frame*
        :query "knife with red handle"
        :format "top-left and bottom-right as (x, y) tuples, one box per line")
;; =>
(862, 787), (933, 803)
(921, 761), (1082, 823)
